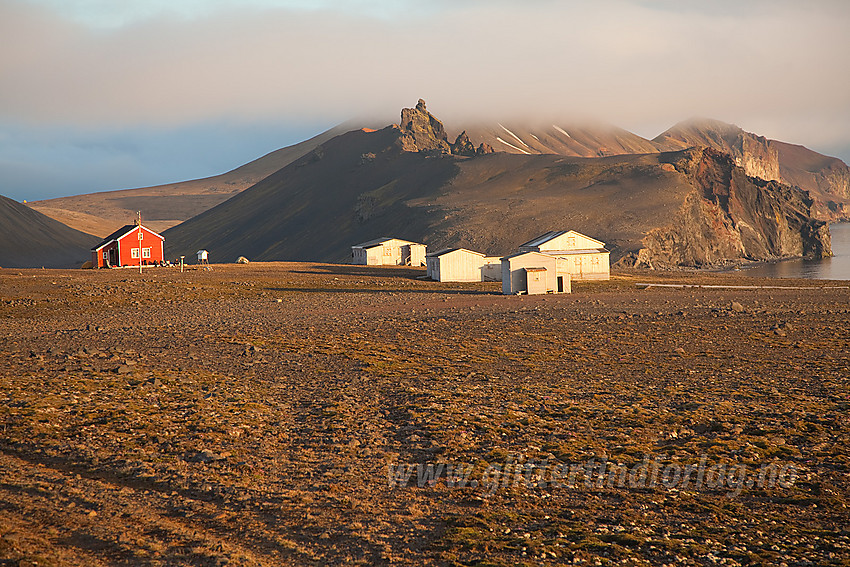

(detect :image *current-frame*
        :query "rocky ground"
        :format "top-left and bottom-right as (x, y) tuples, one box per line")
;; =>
(0, 263), (848, 566)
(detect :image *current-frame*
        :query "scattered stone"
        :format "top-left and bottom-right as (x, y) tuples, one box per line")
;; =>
(186, 450), (227, 463)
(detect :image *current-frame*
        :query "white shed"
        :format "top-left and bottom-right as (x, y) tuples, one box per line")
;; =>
(501, 251), (571, 295)
(518, 230), (610, 281)
(426, 248), (504, 282)
(426, 248), (483, 282)
(351, 238), (427, 266)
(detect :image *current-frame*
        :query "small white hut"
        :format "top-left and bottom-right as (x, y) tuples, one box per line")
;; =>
(501, 251), (571, 295)
(351, 238), (426, 266)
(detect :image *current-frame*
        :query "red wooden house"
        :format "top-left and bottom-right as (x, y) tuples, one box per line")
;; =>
(91, 224), (165, 268)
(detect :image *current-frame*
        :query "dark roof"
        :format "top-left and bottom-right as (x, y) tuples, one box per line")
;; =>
(518, 230), (569, 248)
(352, 237), (425, 249)
(352, 237), (395, 249)
(91, 224), (164, 251)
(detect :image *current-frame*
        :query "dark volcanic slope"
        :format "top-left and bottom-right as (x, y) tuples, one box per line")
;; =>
(163, 125), (829, 268)
(28, 123), (356, 237)
(416, 151), (695, 258)
(164, 108), (698, 263)
(0, 194), (99, 268)
(163, 126), (460, 263)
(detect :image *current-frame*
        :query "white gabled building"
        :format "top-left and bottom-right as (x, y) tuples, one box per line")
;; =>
(500, 251), (571, 295)
(426, 248), (502, 282)
(351, 237), (427, 266)
(518, 230), (610, 281)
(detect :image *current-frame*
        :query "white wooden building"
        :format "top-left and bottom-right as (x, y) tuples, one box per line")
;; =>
(426, 248), (502, 282)
(501, 251), (571, 295)
(518, 230), (610, 281)
(351, 238), (427, 266)
(480, 257), (502, 282)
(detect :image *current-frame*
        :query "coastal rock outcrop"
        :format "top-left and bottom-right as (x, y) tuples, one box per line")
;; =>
(626, 148), (832, 268)
(656, 119), (850, 222)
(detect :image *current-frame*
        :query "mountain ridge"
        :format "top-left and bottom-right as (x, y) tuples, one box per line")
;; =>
(26, 122), (358, 237)
(0, 194), (99, 268)
(162, 101), (831, 269)
(16, 99), (850, 263)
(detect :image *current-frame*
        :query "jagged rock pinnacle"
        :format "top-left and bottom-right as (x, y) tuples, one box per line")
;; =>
(399, 99), (450, 154)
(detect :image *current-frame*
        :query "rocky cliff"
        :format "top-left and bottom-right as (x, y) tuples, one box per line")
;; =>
(624, 148), (831, 268)
(656, 119), (850, 222)
(655, 119), (781, 182)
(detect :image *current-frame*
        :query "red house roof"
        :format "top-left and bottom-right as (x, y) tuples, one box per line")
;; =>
(92, 224), (165, 251)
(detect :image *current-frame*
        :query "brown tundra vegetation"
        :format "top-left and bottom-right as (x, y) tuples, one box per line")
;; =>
(0, 263), (848, 566)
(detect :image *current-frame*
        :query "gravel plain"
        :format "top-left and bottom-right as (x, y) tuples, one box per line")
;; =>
(1, 263), (848, 566)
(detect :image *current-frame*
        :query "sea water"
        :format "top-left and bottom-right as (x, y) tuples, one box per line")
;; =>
(738, 222), (850, 280)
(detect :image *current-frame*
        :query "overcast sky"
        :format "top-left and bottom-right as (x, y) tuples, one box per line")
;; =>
(2, 0), (849, 201)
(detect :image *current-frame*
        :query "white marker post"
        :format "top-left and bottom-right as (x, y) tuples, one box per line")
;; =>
(138, 227), (143, 274)
(136, 211), (144, 274)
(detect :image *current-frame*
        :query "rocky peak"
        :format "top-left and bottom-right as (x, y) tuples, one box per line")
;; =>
(450, 131), (476, 157)
(395, 99), (492, 158)
(398, 99), (451, 154)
